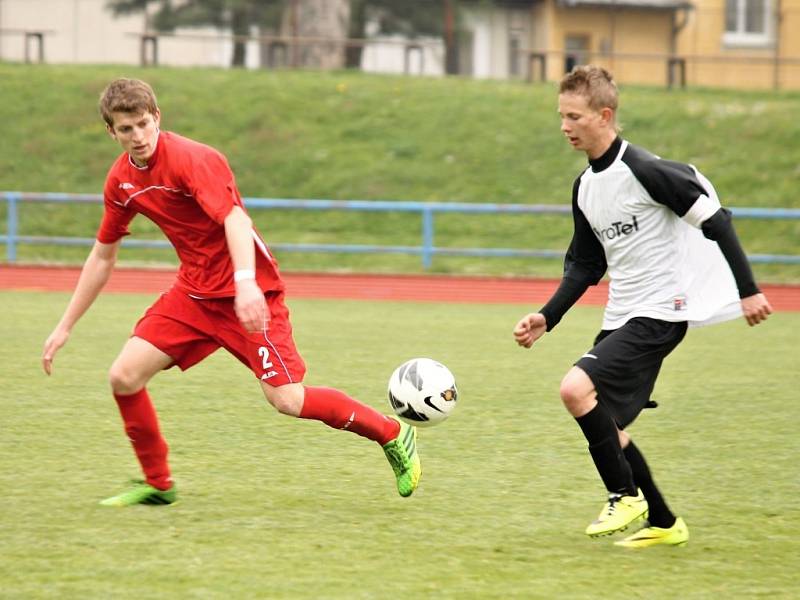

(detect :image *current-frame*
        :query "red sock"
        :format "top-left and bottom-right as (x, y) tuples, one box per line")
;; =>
(300, 386), (400, 445)
(113, 389), (172, 490)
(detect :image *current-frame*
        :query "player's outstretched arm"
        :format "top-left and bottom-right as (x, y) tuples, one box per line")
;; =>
(741, 292), (772, 326)
(513, 313), (548, 349)
(42, 240), (120, 375)
(223, 206), (268, 333)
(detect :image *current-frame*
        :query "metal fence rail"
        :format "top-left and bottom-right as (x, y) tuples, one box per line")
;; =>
(2, 191), (799, 269)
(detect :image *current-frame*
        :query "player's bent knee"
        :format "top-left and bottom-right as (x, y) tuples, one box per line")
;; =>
(558, 375), (582, 406)
(269, 395), (298, 416)
(262, 383), (303, 417)
(108, 364), (146, 395)
(559, 369), (595, 416)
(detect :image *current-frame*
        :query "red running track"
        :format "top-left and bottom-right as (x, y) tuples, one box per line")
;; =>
(1, 264), (799, 311)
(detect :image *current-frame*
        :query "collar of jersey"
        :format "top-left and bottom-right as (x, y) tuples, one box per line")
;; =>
(127, 128), (162, 171)
(588, 136), (622, 173)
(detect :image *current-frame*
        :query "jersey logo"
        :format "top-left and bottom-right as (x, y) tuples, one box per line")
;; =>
(118, 182), (135, 190)
(593, 215), (639, 242)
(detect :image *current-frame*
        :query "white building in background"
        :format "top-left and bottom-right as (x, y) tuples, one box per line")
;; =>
(0, 0), (261, 68)
(0, 0), (534, 79)
(459, 2), (534, 80)
(360, 15), (445, 77)
(0, 0), (143, 64)
(352, 2), (536, 79)
(360, 34), (445, 77)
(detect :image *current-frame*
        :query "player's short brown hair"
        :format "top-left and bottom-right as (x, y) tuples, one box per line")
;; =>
(99, 78), (159, 127)
(559, 65), (618, 114)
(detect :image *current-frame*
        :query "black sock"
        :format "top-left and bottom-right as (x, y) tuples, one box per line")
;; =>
(623, 441), (676, 529)
(575, 403), (636, 497)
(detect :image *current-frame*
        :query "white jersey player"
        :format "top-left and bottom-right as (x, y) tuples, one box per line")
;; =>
(513, 65), (772, 548)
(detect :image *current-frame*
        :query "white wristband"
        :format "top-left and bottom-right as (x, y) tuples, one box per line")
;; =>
(234, 269), (256, 283)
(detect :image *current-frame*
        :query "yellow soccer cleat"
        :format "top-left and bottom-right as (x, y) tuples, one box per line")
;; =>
(99, 480), (177, 507)
(585, 489), (648, 537)
(382, 416), (421, 497)
(614, 517), (689, 548)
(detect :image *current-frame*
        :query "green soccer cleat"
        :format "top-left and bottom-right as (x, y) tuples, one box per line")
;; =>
(585, 489), (648, 537)
(614, 517), (689, 548)
(99, 481), (177, 507)
(382, 416), (421, 497)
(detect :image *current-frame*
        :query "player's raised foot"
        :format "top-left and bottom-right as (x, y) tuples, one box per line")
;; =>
(585, 489), (648, 537)
(99, 480), (177, 507)
(614, 517), (689, 548)
(382, 416), (421, 497)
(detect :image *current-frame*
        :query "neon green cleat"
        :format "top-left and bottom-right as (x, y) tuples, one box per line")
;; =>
(99, 481), (177, 507)
(614, 517), (689, 548)
(382, 416), (421, 497)
(585, 489), (648, 537)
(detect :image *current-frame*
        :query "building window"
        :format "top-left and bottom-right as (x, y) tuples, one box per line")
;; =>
(723, 0), (773, 47)
(564, 34), (590, 73)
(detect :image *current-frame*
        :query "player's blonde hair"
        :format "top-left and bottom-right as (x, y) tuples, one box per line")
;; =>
(559, 65), (620, 131)
(99, 78), (159, 127)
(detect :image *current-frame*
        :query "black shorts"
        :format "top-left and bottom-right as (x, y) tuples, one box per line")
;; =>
(575, 317), (688, 429)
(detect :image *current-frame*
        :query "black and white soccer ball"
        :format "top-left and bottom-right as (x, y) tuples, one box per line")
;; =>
(388, 358), (457, 427)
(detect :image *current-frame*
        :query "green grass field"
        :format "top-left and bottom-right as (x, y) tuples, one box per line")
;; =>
(1, 290), (798, 599)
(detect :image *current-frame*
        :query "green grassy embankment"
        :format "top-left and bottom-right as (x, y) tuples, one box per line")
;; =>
(1, 63), (798, 281)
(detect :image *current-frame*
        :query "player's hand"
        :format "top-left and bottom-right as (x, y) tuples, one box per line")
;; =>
(741, 292), (772, 327)
(513, 313), (547, 349)
(42, 328), (70, 375)
(235, 279), (269, 333)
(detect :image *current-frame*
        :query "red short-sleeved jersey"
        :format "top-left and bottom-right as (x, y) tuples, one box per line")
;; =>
(98, 130), (283, 297)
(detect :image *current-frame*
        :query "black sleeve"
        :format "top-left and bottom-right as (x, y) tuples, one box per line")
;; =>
(701, 208), (760, 298)
(622, 145), (708, 217)
(539, 178), (607, 331)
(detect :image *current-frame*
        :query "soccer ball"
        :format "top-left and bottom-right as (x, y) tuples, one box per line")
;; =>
(388, 358), (458, 427)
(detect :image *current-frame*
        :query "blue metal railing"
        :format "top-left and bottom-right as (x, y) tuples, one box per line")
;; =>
(2, 191), (800, 268)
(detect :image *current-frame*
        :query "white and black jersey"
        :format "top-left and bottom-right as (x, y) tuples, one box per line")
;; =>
(556, 137), (745, 330)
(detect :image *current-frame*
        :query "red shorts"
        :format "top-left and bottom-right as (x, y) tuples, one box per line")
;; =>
(133, 287), (306, 386)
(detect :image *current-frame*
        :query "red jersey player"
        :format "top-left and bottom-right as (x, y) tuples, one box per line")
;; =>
(41, 78), (420, 506)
